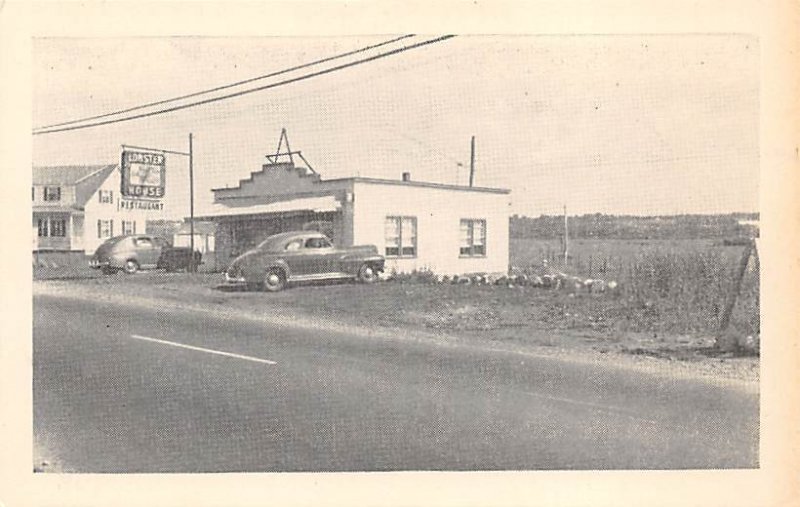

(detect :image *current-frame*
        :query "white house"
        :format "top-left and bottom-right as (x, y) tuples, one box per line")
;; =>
(32, 165), (156, 253)
(197, 161), (511, 276)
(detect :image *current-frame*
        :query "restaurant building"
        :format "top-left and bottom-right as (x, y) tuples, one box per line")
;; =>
(197, 161), (512, 276)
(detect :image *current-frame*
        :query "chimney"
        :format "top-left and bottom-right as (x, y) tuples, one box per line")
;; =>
(402, 172), (411, 182)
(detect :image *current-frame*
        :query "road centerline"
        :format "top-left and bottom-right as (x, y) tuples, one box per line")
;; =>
(130, 334), (277, 365)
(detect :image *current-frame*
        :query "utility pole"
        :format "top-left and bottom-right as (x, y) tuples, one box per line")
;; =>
(563, 204), (569, 266)
(188, 133), (195, 273)
(469, 135), (476, 187)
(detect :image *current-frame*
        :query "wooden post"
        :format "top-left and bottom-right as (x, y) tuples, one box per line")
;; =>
(469, 136), (476, 187)
(715, 241), (754, 350)
(563, 205), (569, 266)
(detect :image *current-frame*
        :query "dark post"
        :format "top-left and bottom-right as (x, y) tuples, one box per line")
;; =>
(563, 205), (569, 266)
(715, 241), (754, 350)
(189, 133), (195, 273)
(469, 135), (476, 187)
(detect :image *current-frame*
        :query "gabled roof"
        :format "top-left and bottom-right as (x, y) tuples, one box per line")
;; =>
(32, 164), (118, 210)
(32, 165), (116, 185)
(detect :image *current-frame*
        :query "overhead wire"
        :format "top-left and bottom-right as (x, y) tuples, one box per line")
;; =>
(33, 35), (456, 136)
(34, 34), (416, 131)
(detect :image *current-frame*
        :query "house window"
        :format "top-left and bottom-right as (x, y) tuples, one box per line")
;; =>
(32, 187), (35, 201)
(385, 216), (417, 257)
(44, 186), (61, 202)
(50, 219), (66, 237)
(97, 219), (113, 239)
(37, 218), (49, 237)
(98, 189), (114, 204)
(460, 219), (486, 257)
(122, 220), (136, 235)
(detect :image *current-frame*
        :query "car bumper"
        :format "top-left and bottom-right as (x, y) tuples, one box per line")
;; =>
(223, 272), (248, 285)
(89, 259), (111, 269)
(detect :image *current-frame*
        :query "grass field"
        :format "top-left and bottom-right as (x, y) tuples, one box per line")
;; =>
(510, 238), (759, 341)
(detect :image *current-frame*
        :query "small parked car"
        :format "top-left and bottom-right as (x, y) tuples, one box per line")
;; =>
(224, 231), (384, 291)
(90, 235), (202, 274)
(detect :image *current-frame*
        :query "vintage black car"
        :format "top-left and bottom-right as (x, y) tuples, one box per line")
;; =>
(224, 231), (385, 291)
(90, 235), (202, 274)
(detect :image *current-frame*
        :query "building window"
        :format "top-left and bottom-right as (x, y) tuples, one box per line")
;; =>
(97, 219), (113, 239)
(121, 220), (136, 235)
(50, 219), (66, 237)
(98, 189), (114, 204)
(32, 187), (35, 201)
(460, 219), (486, 257)
(44, 186), (61, 202)
(37, 218), (49, 237)
(385, 216), (417, 258)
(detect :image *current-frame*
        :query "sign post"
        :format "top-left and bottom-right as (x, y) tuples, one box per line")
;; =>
(121, 136), (195, 271)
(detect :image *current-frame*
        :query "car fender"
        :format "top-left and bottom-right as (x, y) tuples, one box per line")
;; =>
(340, 254), (385, 275)
(243, 256), (292, 281)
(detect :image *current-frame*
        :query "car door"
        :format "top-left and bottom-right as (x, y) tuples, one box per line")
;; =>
(134, 236), (159, 268)
(281, 237), (307, 278)
(302, 236), (337, 276)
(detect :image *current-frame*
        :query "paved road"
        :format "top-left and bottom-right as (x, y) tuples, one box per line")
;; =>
(33, 293), (758, 472)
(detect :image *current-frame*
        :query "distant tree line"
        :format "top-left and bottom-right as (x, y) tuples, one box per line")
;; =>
(510, 213), (760, 240)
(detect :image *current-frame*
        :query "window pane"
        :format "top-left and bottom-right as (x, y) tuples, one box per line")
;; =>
(473, 221), (486, 245)
(401, 246), (416, 256)
(385, 217), (399, 236)
(385, 217), (400, 255)
(401, 227), (415, 247)
(50, 219), (66, 237)
(460, 221), (471, 248)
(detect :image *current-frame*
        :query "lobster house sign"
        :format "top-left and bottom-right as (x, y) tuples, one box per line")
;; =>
(121, 150), (166, 199)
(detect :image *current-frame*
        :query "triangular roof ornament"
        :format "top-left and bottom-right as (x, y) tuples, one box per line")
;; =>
(264, 128), (317, 174)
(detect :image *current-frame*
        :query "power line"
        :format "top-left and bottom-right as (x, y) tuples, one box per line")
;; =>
(35, 34), (416, 131)
(33, 35), (455, 136)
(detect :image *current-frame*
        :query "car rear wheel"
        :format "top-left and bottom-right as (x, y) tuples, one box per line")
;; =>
(123, 259), (139, 274)
(263, 268), (286, 292)
(357, 263), (378, 284)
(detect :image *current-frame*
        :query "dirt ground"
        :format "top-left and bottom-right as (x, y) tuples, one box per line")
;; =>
(33, 272), (759, 383)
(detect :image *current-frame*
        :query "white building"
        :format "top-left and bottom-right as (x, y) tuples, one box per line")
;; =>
(32, 165), (157, 253)
(197, 161), (511, 276)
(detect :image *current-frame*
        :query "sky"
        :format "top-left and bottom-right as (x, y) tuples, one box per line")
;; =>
(31, 35), (759, 219)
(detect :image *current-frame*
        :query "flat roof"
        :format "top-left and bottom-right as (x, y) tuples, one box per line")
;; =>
(326, 177), (511, 194)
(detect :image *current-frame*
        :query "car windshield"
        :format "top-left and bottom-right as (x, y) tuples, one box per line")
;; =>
(256, 235), (292, 252)
(102, 236), (127, 246)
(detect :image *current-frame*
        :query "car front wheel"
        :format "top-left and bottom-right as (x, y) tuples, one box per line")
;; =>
(357, 263), (378, 284)
(123, 260), (139, 274)
(263, 268), (287, 292)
